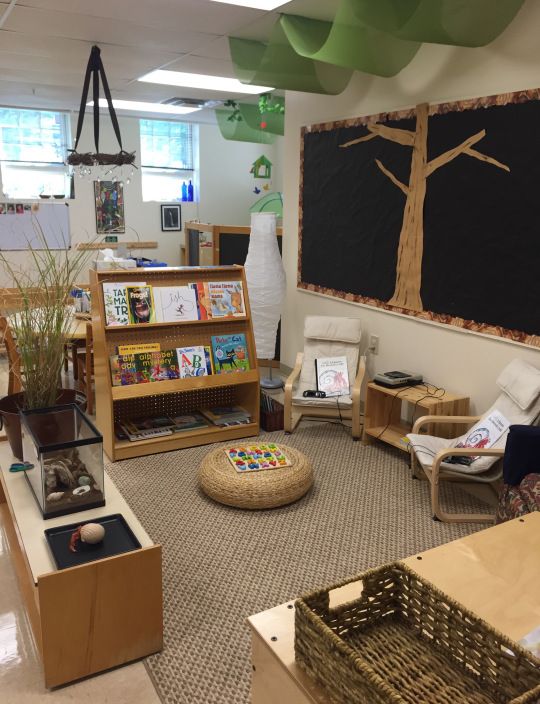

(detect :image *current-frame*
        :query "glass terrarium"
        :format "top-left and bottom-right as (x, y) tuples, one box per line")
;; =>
(20, 404), (105, 519)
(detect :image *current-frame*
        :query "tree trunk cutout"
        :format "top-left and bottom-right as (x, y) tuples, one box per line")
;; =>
(340, 103), (510, 312)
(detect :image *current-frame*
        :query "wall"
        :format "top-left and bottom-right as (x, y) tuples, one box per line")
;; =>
(0, 112), (282, 285)
(281, 0), (540, 413)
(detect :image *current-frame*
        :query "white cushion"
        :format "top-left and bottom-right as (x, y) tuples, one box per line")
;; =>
(292, 379), (353, 407)
(496, 358), (540, 411)
(304, 316), (362, 344)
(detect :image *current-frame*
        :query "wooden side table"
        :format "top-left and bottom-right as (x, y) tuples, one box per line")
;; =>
(248, 513), (540, 704)
(362, 381), (470, 451)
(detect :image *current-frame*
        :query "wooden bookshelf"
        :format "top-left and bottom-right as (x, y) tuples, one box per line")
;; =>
(90, 265), (260, 461)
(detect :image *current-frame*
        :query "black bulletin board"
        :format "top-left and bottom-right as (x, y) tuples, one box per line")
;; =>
(299, 88), (540, 348)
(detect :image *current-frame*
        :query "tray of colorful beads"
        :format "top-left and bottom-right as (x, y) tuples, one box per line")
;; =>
(225, 444), (291, 472)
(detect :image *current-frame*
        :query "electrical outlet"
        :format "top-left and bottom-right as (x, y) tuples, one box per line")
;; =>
(369, 334), (379, 355)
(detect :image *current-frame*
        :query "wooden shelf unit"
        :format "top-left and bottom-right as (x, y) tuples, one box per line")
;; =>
(362, 381), (470, 451)
(90, 265), (260, 461)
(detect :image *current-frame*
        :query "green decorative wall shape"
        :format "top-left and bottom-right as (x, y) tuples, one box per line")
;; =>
(250, 192), (283, 217)
(215, 108), (276, 143)
(239, 102), (284, 136)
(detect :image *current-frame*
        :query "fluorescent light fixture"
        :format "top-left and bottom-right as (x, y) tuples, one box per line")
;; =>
(210, 0), (288, 9)
(138, 70), (272, 95)
(87, 99), (201, 115)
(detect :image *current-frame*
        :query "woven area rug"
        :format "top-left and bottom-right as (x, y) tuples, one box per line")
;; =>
(106, 425), (492, 704)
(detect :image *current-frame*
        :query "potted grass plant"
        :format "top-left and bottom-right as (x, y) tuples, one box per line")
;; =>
(0, 226), (93, 458)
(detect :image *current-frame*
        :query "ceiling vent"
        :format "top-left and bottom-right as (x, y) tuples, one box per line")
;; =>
(161, 97), (223, 109)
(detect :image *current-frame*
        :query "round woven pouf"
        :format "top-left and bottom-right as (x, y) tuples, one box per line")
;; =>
(198, 444), (313, 509)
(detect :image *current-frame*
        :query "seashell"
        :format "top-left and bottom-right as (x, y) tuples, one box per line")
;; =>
(73, 485), (90, 496)
(80, 523), (105, 544)
(47, 491), (64, 502)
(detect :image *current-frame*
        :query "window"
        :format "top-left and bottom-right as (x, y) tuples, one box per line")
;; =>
(0, 108), (71, 198)
(140, 119), (197, 202)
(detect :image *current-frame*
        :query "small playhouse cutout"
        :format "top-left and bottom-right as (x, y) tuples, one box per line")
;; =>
(250, 155), (272, 179)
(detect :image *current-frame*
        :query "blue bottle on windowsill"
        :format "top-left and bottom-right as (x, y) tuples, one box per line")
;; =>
(181, 181), (188, 201)
(187, 180), (194, 202)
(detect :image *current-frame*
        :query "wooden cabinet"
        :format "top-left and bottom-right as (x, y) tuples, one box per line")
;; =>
(0, 449), (162, 688)
(90, 265), (260, 461)
(362, 381), (470, 451)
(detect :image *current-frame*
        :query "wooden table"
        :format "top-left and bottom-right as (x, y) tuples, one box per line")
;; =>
(362, 381), (470, 451)
(248, 513), (540, 704)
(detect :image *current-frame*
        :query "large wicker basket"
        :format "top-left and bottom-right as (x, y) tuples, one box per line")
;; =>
(295, 562), (540, 704)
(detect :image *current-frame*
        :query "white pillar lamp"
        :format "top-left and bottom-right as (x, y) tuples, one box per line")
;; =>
(244, 212), (285, 389)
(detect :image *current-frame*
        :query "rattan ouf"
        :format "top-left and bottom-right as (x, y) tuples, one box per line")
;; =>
(198, 443), (313, 509)
(295, 562), (540, 704)
(67, 150), (136, 167)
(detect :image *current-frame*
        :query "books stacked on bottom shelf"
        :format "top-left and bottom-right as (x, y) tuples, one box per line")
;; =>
(116, 412), (209, 441)
(200, 405), (252, 427)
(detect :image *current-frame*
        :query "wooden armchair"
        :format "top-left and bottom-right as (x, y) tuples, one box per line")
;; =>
(284, 316), (365, 438)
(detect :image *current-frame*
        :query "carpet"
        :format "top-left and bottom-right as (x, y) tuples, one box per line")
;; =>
(106, 425), (491, 704)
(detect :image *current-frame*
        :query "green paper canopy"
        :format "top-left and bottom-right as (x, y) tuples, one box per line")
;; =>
(239, 101), (284, 136)
(215, 108), (276, 144)
(250, 192), (283, 217)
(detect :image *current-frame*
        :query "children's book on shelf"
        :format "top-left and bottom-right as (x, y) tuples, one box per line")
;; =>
(102, 281), (145, 326)
(191, 281), (210, 320)
(155, 286), (199, 323)
(110, 348), (179, 386)
(225, 444), (291, 473)
(207, 281), (245, 318)
(200, 405), (251, 426)
(117, 342), (161, 355)
(126, 285), (156, 324)
(170, 412), (209, 432)
(211, 333), (250, 373)
(315, 356), (350, 397)
(176, 345), (213, 377)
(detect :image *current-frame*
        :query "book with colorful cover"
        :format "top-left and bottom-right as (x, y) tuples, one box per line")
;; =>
(211, 333), (250, 373)
(102, 281), (145, 326)
(117, 342), (161, 355)
(207, 281), (245, 318)
(191, 281), (210, 320)
(109, 348), (180, 386)
(225, 444), (291, 473)
(315, 356), (350, 397)
(176, 345), (213, 378)
(126, 285), (156, 324)
(156, 286), (198, 323)
(170, 412), (209, 432)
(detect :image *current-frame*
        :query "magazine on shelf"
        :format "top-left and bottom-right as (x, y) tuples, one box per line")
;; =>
(176, 345), (213, 377)
(211, 333), (250, 373)
(155, 286), (199, 323)
(169, 412), (209, 432)
(102, 281), (145, 326)
(109, 348), (180, 386)
(126, 285), (156, 324)
(207, 281), (245, 318)
(315, 356), (350, 397)
(200, 405), (251, 426)
(191, 281), (210, 320)
(225, 444), (291, 473)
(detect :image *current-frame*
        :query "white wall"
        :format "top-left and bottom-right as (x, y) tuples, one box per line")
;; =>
(281, 0), (540, 413)
(0, 112), (282, 284)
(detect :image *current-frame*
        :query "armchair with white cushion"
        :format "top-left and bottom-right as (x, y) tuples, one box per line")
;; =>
(407, 359), (540, 523)
(284, 316), (365, 438)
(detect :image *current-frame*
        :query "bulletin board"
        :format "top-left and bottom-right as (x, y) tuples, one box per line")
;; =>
(0, 202), (71, 250)
(299, 87), (540, 348)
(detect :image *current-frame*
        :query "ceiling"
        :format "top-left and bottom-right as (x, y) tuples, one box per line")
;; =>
(0, 0), (340, 122)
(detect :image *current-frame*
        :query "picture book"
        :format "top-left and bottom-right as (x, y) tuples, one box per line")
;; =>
(170, 412), (209, 432)
(207, 281), (245, 318)
(156, 286), (198, 323)
(102, 281), (145, 326)
(191, 281), (210, 320)
(211, 333), (250, 373)
(176, 345), (213, 378)
(315, 356), (350, 397)
(200, 405), (251, 425)
(126, 285), (156, 324)
(451, 409), (510, 463)
(225, 444), (291, 473)
(109, 348), (180, 386)
(117, 342), (161, 355)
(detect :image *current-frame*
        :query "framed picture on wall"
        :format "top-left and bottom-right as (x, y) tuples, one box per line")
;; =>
(161, 204), (182, 231)
(94, 181), (125, 234)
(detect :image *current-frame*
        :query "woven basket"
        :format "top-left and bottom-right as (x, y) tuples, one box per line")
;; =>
(295, 562), (540, 704)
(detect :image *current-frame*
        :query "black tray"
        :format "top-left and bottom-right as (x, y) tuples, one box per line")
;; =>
(44, 513), (141, 570)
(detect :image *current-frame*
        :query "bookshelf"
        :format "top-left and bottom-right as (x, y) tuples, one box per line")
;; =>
(90, 265), (260, 461)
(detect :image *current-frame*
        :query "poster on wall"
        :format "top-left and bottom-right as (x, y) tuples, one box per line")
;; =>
(298, 88), (540, 348)
(94, 181), (125, 234)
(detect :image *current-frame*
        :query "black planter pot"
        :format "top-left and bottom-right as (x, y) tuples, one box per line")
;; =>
(0, 389), (87, 460)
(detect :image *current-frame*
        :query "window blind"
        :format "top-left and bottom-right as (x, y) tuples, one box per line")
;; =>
(0, 108), (68, 164)
(140, 119), (194, 170)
